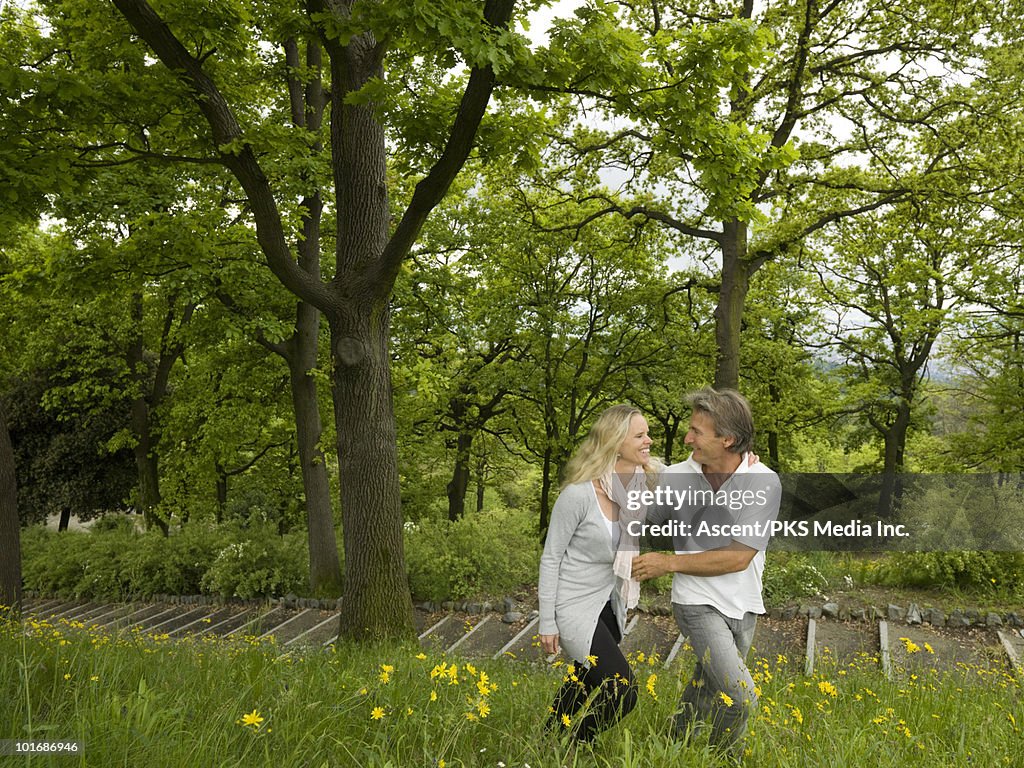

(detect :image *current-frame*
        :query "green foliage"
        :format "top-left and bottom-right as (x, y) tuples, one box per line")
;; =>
(5, 368), (136, 526)
(403, 506), (539, 601)
(869, 552), (1024, 595)
(762, 551), (831, 603)
(121, 522), (232, 596)
(200, 526), (309, 599)
(20, 520), (310, 600)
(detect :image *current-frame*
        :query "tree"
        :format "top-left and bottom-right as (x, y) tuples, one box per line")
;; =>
(812, 198), (985, 515)
(518, 0), (1007, 389)
(103, 0), (528, 639)
(502, 197), (672, 532)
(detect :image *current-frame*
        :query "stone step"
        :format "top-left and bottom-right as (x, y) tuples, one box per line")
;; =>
(223, 606), (291, 639)
(147, 606), (221, 636)
(812, 618), (879, 672)
(419, 614), (469, 653)
(444, 613), (528, 658)
(44, 600), (93, 621)
(885, 623), (1007, 675)
(169, 606), (244, 638)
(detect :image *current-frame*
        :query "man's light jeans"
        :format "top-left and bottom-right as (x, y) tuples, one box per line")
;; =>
(672, 603), (758, 751)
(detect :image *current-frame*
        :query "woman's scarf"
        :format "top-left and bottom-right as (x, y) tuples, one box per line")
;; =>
(600, 466), (649, 610)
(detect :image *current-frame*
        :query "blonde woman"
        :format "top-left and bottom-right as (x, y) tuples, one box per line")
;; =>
(538, 404), (661, 743)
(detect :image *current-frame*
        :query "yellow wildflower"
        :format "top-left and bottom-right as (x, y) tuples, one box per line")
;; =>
(646, 674), (658, 699)
(899, 637), (920, 654)
(370, 707), (386, 721)
(719, 692), (734, 707)
(240, 710), (264, 728)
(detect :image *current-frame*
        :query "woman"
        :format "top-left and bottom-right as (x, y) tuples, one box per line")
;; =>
(538, 404), (661, 743)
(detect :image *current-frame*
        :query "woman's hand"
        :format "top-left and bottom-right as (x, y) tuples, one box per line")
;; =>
(540, 633), (560, 655)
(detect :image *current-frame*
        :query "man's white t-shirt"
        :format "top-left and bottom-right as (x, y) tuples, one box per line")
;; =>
(659, 453), (782, 619)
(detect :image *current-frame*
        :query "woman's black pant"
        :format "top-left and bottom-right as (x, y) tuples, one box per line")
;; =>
(548, 601), (638, 742)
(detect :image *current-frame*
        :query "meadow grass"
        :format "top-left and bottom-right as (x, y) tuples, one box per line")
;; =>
(2, 614), (1021, 767)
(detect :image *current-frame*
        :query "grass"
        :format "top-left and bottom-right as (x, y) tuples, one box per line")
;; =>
(2, 612), (1021, 767)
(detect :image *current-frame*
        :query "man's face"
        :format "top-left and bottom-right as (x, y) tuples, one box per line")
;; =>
(683, 411), (733, 466)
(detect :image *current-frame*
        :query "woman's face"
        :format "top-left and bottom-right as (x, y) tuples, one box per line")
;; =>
(617, 414), (652, 468)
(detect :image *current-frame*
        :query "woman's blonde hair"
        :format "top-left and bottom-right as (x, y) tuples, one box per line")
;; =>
(562, 404), (662, 489)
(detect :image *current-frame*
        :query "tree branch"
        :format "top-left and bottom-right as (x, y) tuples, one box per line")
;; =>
(373, 0), (518, 295)
(111, 0), (333, 311)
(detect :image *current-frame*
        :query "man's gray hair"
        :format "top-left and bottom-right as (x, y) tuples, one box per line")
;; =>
(687, 387), (755, 455)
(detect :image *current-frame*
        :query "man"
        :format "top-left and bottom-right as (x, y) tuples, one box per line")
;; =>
(632, 387), (781, 754)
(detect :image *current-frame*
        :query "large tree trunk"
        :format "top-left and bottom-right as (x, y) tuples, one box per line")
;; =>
(330, 304), (413, 640)
(714, 219), (751, 391)
(0, 405), (21, 615)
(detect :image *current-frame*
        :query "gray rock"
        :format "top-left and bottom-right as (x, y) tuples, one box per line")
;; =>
(838, 606), (850, 621)
(965, 607), (980, 622)
(822, 602), (840, 620)
(502, 611), (524, 624)
(986, 612), (1003, 628)
(503, 597), (517, 613)
(441, 601), (455, 611)
(870, 606), (885, 621)
(466, 602), (484, 615)
(948, 609), (970, 628)
(925, 608), (945, 627)
(781, 605), (798, 620)
(850, 608), (867, 622)
(808, 605), (823, 620)
(887, 604), (906, 621)
(528, 609), (539, 620)
(1006, 612), (1023, 628)
(906, 603), (922, 625)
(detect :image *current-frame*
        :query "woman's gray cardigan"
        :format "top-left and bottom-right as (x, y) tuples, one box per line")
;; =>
(538, 481), (626, 663)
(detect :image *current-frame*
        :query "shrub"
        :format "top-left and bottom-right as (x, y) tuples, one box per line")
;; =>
(869, 551), (1024, 594)
(22, 519), (309, 600)
(404, 506), (540, 601)
(200, 525), (309, 599)
(121, 523), (231, 597)
(763, 551), (830, 603)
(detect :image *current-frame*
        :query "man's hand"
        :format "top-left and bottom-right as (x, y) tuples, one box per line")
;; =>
(631, 552), (675, 581)
(540, 633), (560, 655)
